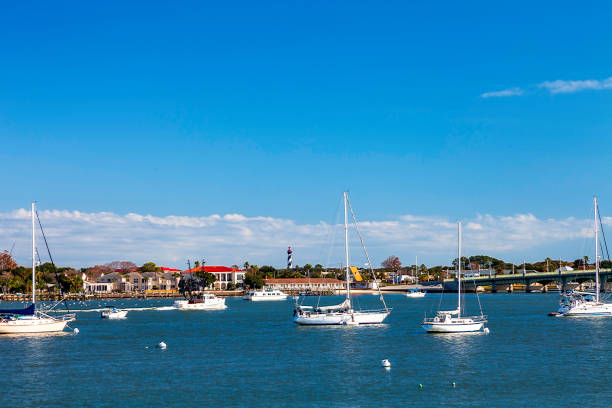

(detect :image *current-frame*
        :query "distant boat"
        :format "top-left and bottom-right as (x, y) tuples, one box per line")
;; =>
(556, 196), (612, 317)
(101, 307), (128, 319)
(406, 256), (426, 298)
(0, 203), (75, 334)
(174, 293), (227, 310)
(421, 222), (487, 333)
(293, 192), (391, 325)
(244, 289), (288, 301)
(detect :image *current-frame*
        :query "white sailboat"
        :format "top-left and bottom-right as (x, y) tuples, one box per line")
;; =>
(293, 192), (391, 325)
(558, 196), (612, 317)
(421, 221), (487, 333)
(406, 256), (426, 298)
(0, 203), (75, 334)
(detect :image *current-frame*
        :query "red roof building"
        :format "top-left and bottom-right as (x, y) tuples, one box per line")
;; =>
(182, 266), (246, 290)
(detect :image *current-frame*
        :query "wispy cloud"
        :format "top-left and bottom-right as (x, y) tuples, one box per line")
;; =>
(0, 208), (602, 269)
(480, 87), (524, 98)
(538, 77), (612, 94)
(481, 76), (612, 98)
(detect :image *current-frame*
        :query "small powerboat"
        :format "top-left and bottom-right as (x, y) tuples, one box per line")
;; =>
(101, 307), (128, 319)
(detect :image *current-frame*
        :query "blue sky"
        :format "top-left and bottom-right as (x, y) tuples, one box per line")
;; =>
(1, 1), (611, 268)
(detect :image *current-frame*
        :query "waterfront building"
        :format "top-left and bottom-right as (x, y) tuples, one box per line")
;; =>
(264, 278), (345, 292)
(182, 266), (246, 289)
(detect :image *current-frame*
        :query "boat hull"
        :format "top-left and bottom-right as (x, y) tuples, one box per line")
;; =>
(101, 310), (128, 319)
(421, 321), (484, 333)
(0, 318), (69, 334)
(174, 299), (227, 310)
(294, 311), (389, 325)
(563, 302), (612, 316)
(405, 292), (426, 298)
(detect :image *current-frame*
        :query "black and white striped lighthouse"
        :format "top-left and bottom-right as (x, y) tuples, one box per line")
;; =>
(287, 246), (293, 269)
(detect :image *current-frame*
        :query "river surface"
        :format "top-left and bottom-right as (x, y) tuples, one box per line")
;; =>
(0, 293), (610, 407)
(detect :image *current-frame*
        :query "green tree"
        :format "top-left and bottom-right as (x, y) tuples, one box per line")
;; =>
(226, 282), (236, 291)
(195, 271), (216, 289)
(140, 262), (159, 272)
(243, 273), (264, 289)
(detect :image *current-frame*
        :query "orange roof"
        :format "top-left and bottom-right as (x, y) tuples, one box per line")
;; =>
(264, 278), (344, 284)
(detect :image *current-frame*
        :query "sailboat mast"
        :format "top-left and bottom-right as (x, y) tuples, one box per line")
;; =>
(594, 196), (600, 303)
(31, 202), (36, 306)
(415, 255), (418, 286)
(344, 192), (351, 304)
(458, 221), (462, 318)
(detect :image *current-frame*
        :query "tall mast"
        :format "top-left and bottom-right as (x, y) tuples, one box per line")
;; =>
(31, 202), (36, 306)
(594, 196), (600, 303)
(344, 192), (351, 305)
(458, 221), (462, 318)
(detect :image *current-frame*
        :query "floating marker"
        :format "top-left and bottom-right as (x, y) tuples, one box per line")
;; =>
(73, 328), (79, 334)
(484, 327), (490, 334)
(380, 359), (391, 368)
(452, 382), (456, 387)
(419, 384), (423, 389)
(157, 341), (167, 350)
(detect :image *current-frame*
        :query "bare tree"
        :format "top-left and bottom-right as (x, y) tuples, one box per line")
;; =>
(381, 255), (402, 271)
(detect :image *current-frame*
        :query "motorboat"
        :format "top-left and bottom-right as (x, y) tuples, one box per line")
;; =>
(174, 293), (227, 310)
(101, 307), (128, 319)
(244, 289), (288, 301)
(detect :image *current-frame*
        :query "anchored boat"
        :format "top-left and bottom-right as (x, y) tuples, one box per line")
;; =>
(421, 221), (487, 333)
(293, 192), (391, 326)
(243, 289), (288, 301)
(0, 203), (75, 334)
(555, 197), (612, 317)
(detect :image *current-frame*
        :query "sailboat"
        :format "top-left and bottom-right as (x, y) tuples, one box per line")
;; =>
(0, 203), (75, 334)
(293, 192), (391, 325)
(421, 221), (487, 333)
(557, 197), (612, 317)
(406, 256), (426, 298)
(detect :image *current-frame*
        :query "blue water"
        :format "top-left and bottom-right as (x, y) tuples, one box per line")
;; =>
(0, 294), (610, 407)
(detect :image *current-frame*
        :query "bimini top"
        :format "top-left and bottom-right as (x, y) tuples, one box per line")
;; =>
(0, 303), (35, 315)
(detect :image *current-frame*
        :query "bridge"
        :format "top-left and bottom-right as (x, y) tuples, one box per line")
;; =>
(441, 269), (612, 293)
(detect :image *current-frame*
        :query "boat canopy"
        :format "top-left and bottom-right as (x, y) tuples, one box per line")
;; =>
(437, 308), (460, 316)
(315, 298), (351, 312)
(0, 303), (35, 315)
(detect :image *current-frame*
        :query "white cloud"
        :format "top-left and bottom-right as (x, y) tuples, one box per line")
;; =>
(481, 76), (612, 98)
(538, 77), (612, 94)
(0, 208), (600, 269)
(480, 87), (524, 98)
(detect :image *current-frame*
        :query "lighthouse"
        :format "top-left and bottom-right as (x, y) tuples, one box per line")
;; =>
(287, 246), (293, 269)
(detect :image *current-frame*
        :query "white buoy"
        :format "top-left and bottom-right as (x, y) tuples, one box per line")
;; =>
(380, 359), (391, 368)
(73, 328), (79, 334)
(483, 327), (490, 334)
(157, 341), (167, 350)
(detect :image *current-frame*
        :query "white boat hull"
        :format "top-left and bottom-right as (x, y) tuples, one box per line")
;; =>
(0, 318), (69, 334)
(174, 299), (227, 310)
(563, 302), (612, 316)
(405, 292), (426, 298)
(294, 310), (389, 325)
(101, 310), (128, 319)
(421, 321), (484, 333)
